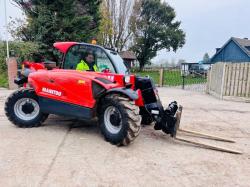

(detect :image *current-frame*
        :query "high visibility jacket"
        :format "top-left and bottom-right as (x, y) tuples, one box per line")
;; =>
(76, 60), (99, 72)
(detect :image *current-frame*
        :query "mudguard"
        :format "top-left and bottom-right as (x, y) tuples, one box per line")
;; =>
(106, 88), (138, 100)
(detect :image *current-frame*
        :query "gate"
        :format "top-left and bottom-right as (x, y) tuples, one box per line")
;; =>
(135, 67), (208, 92)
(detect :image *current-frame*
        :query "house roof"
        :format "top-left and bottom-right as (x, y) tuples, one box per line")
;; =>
(119, 51), (137, 60)
(211, 37), (250, 61)
(233, 37), (250, 57)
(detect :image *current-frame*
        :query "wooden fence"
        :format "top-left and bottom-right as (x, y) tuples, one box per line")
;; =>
(207, 62), (250, 99)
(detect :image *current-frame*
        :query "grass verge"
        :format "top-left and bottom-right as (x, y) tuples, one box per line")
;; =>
(135, 70), (207, 86)
(0, 71), (8, 88)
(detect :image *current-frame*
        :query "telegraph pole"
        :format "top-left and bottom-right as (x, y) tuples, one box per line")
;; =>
(4, 0), (10, 59)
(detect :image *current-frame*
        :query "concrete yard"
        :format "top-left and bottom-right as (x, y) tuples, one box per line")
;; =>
(0, 88), (249, 187)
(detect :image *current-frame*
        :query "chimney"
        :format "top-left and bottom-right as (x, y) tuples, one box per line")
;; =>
(216, 48), (221, 53)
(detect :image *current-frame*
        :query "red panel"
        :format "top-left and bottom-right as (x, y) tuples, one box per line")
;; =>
(135, 89), (144, 106)
(53, 42), (77, 53)
(23, 61), (46, 71)
(28, 70), (124, 109)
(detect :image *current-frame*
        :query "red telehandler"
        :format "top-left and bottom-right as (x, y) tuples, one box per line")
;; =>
(4, 42), (242, 153)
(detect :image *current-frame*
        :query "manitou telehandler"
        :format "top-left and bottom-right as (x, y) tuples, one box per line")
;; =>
(4, 42), (242, 153)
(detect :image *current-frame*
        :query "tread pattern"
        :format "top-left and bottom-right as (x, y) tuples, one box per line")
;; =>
(99, 94), (141, 146)
(5, 88), (48, 128)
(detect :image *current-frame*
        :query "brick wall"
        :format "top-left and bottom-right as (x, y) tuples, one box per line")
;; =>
(6, 58), (18, 90)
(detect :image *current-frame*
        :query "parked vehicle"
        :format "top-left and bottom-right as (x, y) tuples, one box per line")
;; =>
(5, 42), (182, 146)
(189, 64), (210, 75)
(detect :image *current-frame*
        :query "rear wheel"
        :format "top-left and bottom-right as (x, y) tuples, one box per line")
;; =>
(5, 89), (48, 128)
(99, 94), (141, 146)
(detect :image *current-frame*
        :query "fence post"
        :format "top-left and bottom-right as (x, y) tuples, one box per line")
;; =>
(209, 65), (213, 94)
(246, 63), (250, 97)
(220, 63), (226, 99)
(206, 69), (210, 94)
(159, 68), (164, 87)
(182, 75), (185, 89)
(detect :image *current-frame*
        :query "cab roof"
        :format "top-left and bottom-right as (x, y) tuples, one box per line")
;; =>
(53, 42), (110, 54)
(53, 42), (77, 53)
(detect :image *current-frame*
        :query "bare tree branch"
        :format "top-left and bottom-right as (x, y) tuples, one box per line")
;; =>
(98, 0), (141, 52)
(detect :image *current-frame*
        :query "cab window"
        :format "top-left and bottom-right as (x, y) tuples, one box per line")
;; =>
(64, 45), (95, 69)
(64, 45), (81, 69)
(95, 48), (116, 73)
(63, 44), (116, 73)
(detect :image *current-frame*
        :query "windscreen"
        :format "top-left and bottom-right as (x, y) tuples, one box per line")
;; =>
(105, 49), (128, 74)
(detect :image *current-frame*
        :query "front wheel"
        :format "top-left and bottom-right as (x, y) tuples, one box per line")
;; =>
(5, 89), (48, 128)
(99, 94), (141, 146)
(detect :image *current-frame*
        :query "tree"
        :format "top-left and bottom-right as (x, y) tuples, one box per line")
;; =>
(203, 53), (210, 63)
(131, 0), (185, 70)
(8, 17), (33, 41)
(13, 0), (101, 60)
(97, 1), (113, 47)
(98, 0), (141, 52)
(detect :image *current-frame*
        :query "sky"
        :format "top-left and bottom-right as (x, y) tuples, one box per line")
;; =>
(155, 0), (250, 63)
(0, 0), (250, 63)
(0, 0), (24, 39)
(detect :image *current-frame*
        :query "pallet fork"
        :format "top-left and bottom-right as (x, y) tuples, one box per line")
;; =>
(173, 106), (242, 155)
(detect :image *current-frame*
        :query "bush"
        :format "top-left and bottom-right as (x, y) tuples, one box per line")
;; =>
(0, 41), (38, 88)
(0, 41), (39, 72)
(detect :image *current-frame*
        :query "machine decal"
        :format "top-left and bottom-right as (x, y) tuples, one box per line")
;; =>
(42, 87), (62, 96)
(78, 80), (85, 84)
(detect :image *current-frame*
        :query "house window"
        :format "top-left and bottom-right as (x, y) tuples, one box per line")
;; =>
(245, 46), (250, 51)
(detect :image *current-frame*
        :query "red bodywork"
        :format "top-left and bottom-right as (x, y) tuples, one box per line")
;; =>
(23, 42), (144, 109)
(28, 70), (143, 108)
(23, 61), (46, 71)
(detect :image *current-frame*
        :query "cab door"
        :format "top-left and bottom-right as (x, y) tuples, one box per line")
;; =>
(63, 44), (81, 70)
(46, 70), (95, 108)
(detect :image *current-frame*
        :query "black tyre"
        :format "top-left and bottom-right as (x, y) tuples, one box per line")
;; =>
(99, 94), (141, 146)
(5, 89), (48, 128)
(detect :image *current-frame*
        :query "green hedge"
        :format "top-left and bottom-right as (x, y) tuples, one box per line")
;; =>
(0, 41), (38, 88)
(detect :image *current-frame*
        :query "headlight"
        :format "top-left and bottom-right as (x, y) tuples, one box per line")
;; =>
(124, 75), (130, 84)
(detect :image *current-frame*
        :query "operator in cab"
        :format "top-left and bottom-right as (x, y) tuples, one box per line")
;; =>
(76, 51), (99, 72)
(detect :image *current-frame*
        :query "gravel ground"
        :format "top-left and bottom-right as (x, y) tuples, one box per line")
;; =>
(168, 83), (207, 93)
(0, 88), (249, 187)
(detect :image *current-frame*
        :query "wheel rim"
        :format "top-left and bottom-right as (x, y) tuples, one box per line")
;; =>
(14, 98), (40, 121)
(104, 106), (122, 134)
